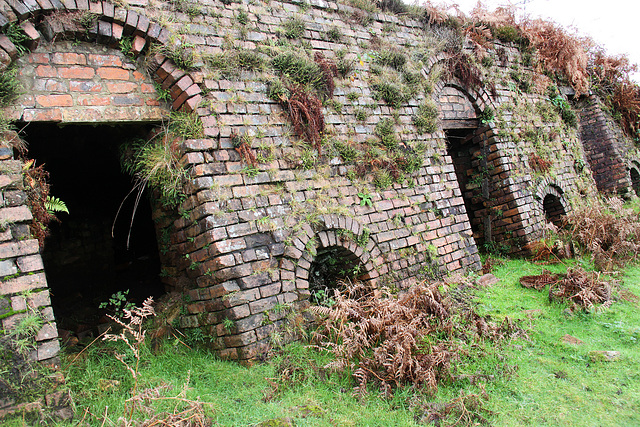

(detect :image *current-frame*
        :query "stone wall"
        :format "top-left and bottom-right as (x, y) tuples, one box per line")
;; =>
(0, 0), (637, 373)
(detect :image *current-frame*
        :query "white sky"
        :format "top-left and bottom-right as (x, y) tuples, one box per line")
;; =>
(434, 0), (640, 82)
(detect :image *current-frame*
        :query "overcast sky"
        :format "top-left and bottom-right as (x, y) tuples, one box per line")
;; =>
(434, 0), (639, 82)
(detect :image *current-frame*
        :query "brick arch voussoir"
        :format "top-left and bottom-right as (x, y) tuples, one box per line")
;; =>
(425, 53), (496, 114)
(0, 1), (202, 113)
(280, 215), (381, 290)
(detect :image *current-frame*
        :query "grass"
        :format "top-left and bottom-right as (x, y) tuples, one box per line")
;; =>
(470, 258), (640, 426)
(6, 258), (639, 426)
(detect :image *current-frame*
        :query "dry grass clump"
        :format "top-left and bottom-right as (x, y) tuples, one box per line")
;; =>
(519, 268), (612, 312)
(310, 280), (524, 398)
(561, 197), (640, 270)
(548, 268), (612, 312)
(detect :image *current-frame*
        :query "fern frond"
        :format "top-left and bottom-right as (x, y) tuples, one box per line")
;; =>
(45, 196), (69, 214)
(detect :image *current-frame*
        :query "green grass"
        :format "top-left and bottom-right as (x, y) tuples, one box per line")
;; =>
(467, 258), (640, 426)
(9, 258), (638, 426)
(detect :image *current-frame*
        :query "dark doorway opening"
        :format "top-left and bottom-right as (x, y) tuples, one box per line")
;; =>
(309, 246), (363, 304)
(21, 122), (165, 338)
(445, 127), (488, 248)
(543, 194), (566, 227)
(630, 168), (640, 197)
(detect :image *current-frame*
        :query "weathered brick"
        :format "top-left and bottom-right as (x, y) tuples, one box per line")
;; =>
(0, 35), (18, 59)
(0, 239), (39, 259)
(35, 94), (73, 107)
(97, 66), (129, 80)
(36, 323), (58, 341)
(37, 339), (60, 361)
(20, 20), (40, 50)
(0, 272), (47, 295)
(223, 330), (256, 347)
(0, 260), (18, 277)
(51, 51), (86, 65)
(0, 205), (32, 222)
(21, 108), (63, 122)
(105, 81), (136, 93)
(16, 255), (44, 273)
(70, 80), (102, 92)
(58, 66), (95, 79)
(249, 296), (277, 314)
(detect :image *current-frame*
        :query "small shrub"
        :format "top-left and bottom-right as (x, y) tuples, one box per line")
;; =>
(371, 80), (406, 108)
(326, 26), (342, 42)
(561, 107), (577, 128)
(278, 85), (325, 153)
(236, 9), (248, 25)
(373, 168), (394, 189)
(282, 16), (305, 39)
(402, 69), (422, 87)
(3, 22), (29, 56)
(158, 42), (198, 71)
(120, 113), (200, 210)
(0, 66), (21, 106)
(528, 152), (552, 173)
(337, 59), (354, 78)
(492, 25), (525, 44)
(375, 49), (407, 70)
(413, 101), (438, 134)
(378, 0), (407, 14)
(314, 52), (338, 98)
(562, 197), (640, 270)
(355, 108), (368, 122)
(271, 51), (324, 91)
(333, 140), (358, 162)
(444, 53), (482, 90)
(267, 79), (290, 101)
(375, 118), (399, 148)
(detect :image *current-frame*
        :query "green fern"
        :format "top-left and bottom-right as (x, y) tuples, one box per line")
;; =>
(45, 196), (69, 214)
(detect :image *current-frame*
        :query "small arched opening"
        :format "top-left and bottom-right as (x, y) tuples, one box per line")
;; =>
(308, 245), (365, 304)
(543, 193), (566, 227)
(630, 167), (640, 197)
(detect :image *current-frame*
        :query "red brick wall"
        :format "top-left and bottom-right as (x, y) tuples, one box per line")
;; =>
(12, 42), (164, 123)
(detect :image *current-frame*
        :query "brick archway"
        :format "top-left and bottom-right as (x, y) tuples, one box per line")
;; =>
(0, 2), (203, 368)
(0, 3), (202, 117)
(280, 214), (383, 302)
(535, 180), (569, 227)
(629, 161), (640, 197)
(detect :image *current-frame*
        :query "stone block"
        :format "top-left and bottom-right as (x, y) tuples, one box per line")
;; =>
(37, 339), (60, 361)
(0, 239), (39, 259)
(249, 296), (277, 314)
(0, 272), (47, 295)
(0, 259), (18, 277)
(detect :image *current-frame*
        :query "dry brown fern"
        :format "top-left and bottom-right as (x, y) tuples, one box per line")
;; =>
(561, 197), (640, 270)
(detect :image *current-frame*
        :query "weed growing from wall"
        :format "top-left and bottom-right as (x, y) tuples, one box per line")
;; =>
(413, 100), (439, 134)
(3, 22), (29, 56)
(119, 111), (201, 243)
(281, 16), (306, 39)
(0, 67), (22, 106)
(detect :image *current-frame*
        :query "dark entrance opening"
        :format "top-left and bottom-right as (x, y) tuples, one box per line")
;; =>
(630, 168), (640, 197)
(543, 194), (566, 227)
(445, 127), (488, 248)
(309, 246), (363, 304)
(21, 122), (165, 337)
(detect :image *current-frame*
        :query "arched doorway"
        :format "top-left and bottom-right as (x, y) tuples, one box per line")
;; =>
(630, 167), (640, 197)
(22, 122), (166, 337)
(542, 193), (566, 227)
